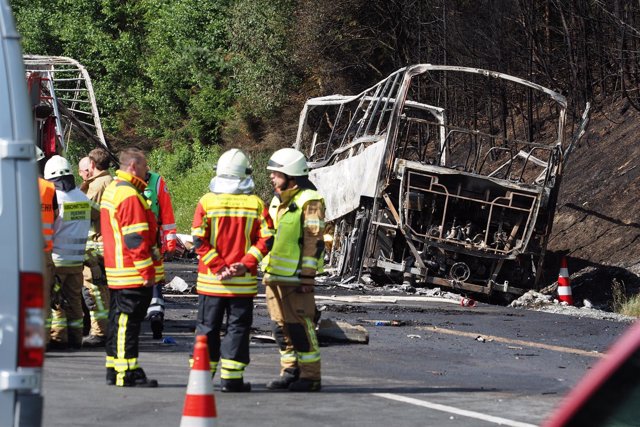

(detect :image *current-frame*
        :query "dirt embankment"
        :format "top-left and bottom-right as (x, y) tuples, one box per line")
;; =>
(545, 98), (640, 308)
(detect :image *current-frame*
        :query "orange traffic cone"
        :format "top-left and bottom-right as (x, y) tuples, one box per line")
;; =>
(180, 335), (217, 427)
(557, 257), (573, 305)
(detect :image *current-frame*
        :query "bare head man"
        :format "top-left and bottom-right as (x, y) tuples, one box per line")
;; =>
(88, 148), (111, 171)
(119, 147), (148, 180)
(78, 157), (93, 182)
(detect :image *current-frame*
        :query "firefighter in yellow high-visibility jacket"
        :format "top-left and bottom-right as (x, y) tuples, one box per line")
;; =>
(101, 147), (160, 387)
(263, 148), (325, 392)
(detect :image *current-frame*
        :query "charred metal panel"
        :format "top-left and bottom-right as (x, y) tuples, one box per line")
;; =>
(296, 65), (589, 297)
(310, 139), (385, 221)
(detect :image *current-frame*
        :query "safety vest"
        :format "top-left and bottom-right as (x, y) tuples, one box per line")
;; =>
(52, 188), (92, 267)
(143, 171), (160, 218)
(264, 189), (323, 277)
(39, 178), (56, 253)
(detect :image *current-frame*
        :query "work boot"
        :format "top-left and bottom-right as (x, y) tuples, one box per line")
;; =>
(46, 340), (68, 352)
(266, 370), (299, 390)
(288, 378), (321, 392)
(121, 368), (158, 388)
(149, 314), (164, 339)
(69, 338), (83, 350)
(220, 379), (251, 393)
(106, 368), (116, 386)
(83, 334), (106, 348)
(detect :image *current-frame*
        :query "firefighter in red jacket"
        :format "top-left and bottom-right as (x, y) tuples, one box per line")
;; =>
(143, 170), (176, 338)
(101, 147), (160, 387)
(191, 149), (273, 392)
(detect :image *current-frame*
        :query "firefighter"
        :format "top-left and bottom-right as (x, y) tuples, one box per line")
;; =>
(263, 148), (325, 392)
(142, 169), (177, 339)
(101, 147), (159, 387)
(36, 147), (58, 347)
(190, 149), (273, 392)
(45, 155), (94, 350)
(78, 148), (113, 347)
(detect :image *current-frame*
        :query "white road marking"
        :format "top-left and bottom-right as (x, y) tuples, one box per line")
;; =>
(373, 393), (538, 427)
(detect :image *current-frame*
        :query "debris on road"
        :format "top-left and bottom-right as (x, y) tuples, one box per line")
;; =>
(360, 320), (405, 327)
(510, 290), (635, 322)
(165, 276), (191, 293)
(316, 318), (369, 344)
(251, 334), (276, 343)
(460, 297), (477, 307)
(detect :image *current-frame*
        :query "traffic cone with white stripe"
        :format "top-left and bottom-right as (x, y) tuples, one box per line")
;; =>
(557, 257), (573, 305)
(180, 335), (217, 427)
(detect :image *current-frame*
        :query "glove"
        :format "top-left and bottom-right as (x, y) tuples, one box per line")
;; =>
(151, 246), (162, 262)
(90, 264), (107, 286)
(51, 277), (63, 310)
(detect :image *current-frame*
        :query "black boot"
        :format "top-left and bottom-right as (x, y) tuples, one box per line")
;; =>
(288, 378), (321, 392)
(122, 368), (158, 388)
(46, 340), (69, 352)
(68, 338), (83, 350)
(221, 378), (251, 392)
(149, 313), (164, 339)
(266, 369), (299, 390)
(106, 368), (116, 386)
(83, 334), (106, 348)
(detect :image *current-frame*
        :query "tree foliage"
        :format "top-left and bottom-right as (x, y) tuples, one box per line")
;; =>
(228, 0), (297, 119)
(10, 0), (640, 150)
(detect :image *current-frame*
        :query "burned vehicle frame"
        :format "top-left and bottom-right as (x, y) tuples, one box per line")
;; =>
(22, 55), (115, 159)
(296, 64), (589, 297)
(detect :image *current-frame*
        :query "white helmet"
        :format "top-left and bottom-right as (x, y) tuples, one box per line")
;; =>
(44, 155), (72, 179)
(35, 146), (45, 161)
(215, 148), (252, 179)
(267, 148), (309, 176)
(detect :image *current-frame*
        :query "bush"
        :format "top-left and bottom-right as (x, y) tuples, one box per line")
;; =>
(620, 295), (640, 318)
(147, 142), (275, 233)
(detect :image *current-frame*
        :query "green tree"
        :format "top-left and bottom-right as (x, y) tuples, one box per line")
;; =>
(228, 0), (297, 118)
(136, 0), (233, 144)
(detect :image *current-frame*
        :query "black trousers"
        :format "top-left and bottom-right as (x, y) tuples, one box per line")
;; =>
(195, 295), (253, 377)
(106, 287), (152, 374)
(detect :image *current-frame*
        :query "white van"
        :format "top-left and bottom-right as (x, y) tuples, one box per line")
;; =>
(0, 1), (45, 426)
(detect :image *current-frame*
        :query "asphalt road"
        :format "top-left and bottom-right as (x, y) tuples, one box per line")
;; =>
(41, 264), (632, 427)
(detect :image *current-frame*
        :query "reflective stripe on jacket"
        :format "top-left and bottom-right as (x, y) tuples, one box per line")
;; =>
(101, 171), (158, 289)
(52, 188), (92, 267)
(39, 178), (56, 253)
(263, 188), (325, 284)
(192, 192), (273, 297)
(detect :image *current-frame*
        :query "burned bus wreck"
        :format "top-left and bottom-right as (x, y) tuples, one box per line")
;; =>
(296, 65), (589, 297)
